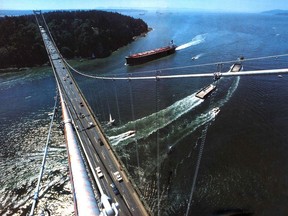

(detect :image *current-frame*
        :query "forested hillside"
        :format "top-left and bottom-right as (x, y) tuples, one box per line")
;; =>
(0, 10), (148, 69)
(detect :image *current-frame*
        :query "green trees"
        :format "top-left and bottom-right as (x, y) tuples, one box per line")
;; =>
(0, 10), (148, 69)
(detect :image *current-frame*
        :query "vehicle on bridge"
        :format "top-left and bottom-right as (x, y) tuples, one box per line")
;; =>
(87, 122), (95, 129)
(113, 171), (123, 182)
(98, 138), (104, 146)
(96, 166), (104, 178)
(110, 183), (120, 195)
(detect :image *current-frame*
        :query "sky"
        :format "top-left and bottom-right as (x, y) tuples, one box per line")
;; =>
(1, 0), (288, 13)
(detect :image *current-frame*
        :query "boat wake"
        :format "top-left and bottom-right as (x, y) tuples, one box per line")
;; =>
(218, 76), (240, 106)
(109, 130), (136, 145)
(109, 76), (240, 150)
(192, 53), (204, 60)
(170, 77), (240, 149)
(164, 107), (219, 150)
(108, 93), (203, 146)
(136, 76), (241, 216)
(175, 34), (206, 51)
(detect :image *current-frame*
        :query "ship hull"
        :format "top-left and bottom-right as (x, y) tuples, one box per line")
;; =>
(126, 45), (176, 66)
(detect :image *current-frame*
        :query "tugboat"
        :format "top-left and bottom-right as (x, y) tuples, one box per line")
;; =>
(125, 41), (177, 65)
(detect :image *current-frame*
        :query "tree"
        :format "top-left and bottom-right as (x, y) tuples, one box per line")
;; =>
(0, 10), (148, 69)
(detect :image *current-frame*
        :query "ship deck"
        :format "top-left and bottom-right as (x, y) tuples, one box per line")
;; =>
(195, 84), (216, 99)
(128, 45), (176, 58)
(229, 63), (243, 72)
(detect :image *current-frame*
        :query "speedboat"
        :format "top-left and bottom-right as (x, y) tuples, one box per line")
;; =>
(211, 107), (220, 116)
(167, 145), (174, 154)
(127, 130), (136, 136)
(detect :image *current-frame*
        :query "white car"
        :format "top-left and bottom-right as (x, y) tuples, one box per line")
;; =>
(113, 171), (123, 182)
(96, 166), (103, 178)
(87, 122), (95, 129)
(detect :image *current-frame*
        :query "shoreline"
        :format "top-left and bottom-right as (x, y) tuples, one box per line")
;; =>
(0, 28), (153, 74)
(0, 67), (30, 73)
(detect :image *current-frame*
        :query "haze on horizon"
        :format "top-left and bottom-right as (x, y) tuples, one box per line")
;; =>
(1, 0), (288, 13)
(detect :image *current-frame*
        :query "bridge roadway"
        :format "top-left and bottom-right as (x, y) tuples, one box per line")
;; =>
(40, 28), (149, 215)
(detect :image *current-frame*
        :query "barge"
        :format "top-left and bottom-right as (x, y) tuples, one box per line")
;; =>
(195, 84), (216, 99)
(228, 62), (243, 72)
(125, 43), (177, 65)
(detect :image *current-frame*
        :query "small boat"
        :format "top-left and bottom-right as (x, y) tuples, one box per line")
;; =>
(123, 130), (136, 139)
(107, 114), (115, 126)
(125, 41), (177, 65)
(211, 107), (220, 117)
(167, 145), (175, 154)
(126, 130), (136, 136)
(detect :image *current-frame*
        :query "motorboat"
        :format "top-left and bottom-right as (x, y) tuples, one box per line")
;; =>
(211, 107), (220, 117)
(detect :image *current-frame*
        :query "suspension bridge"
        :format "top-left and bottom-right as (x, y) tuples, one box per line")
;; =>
(31, 10), (288, 216)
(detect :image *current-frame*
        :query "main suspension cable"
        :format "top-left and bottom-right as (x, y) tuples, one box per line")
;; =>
(63, 52), (288, 80)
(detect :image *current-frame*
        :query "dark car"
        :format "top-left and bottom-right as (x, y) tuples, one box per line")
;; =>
(110, 183), (119, 195)
(98, 138), (104, 146)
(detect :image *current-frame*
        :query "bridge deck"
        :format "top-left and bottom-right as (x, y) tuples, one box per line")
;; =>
(38, 15), (149, 216)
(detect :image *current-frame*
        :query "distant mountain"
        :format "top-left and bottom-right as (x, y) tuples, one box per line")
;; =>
(262, 9), (288, 15)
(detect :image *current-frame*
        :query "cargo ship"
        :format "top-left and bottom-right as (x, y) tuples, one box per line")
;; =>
(125, 42), (177, 65)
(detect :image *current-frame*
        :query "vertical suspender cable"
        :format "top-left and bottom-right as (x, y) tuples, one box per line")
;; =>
(185, 67), (221, 216)
(29, 92), (58, 216)
(185, 125), (208, 216)
(104, 80), (112, 120)
(128, 79), (141, 182)
(95, 79), (105, 122)
(113, 79), (129, 168)
(155, 73), (161, 216)
(113, 79), (122, 125)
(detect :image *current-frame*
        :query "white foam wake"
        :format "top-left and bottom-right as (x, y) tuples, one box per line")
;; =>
(109, 76), (240, 147)
(109, 93), (203, 146)
(192, 53), (204, 60)
(169, 76), (241, 147)
(175, 34), (206, 51)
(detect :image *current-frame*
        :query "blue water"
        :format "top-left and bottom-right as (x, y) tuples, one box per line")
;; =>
(1, 10), (288, 215)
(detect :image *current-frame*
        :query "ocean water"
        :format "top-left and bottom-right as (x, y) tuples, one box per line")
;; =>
(1, 10), (288, 215)
(0, 68), (74, 215)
